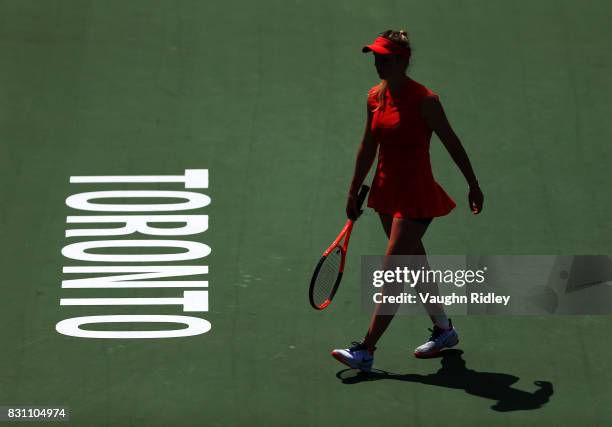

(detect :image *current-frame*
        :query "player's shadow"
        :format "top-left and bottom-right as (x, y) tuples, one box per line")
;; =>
(336, 349), (553, 412)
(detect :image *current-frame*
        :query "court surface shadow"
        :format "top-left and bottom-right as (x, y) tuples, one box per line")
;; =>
(335, 349), (553, 412)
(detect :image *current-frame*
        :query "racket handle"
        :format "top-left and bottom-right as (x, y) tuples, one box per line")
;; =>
(356, 184), (370, 210)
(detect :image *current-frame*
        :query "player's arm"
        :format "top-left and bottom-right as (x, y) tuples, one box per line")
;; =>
(347, 104), (377, 219)
(421, 96), (484, 214)
(348, 105), (377, 195)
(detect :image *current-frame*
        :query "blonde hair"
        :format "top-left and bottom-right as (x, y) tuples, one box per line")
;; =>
(370, 29), (412, 112)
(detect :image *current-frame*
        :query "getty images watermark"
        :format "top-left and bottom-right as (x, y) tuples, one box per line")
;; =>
(361, 255), (612, 315)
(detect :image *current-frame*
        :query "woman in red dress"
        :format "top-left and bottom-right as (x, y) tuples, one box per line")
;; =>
(332, 30), (484, 372)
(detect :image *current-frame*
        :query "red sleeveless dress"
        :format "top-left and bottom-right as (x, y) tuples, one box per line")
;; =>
(367, 76), (456, 219)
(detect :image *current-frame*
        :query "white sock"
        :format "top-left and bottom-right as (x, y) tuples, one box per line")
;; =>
(433, 315), (450, 330)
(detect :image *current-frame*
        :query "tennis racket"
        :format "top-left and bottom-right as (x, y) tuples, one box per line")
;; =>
(309, 184), (370, 310)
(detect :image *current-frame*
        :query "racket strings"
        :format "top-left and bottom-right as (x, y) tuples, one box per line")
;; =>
(312, 247), (343, 306)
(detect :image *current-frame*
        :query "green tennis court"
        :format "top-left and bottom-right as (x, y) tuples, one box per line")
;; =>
(1, 1), (610, 425)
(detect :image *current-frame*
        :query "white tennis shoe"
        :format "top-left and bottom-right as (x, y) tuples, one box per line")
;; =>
(414, 318), (459, 358)
(331, 341), (375, 372)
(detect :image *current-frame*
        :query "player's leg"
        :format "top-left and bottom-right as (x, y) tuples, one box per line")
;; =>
(412, 239), (450, 329)
(331, 215), (428, 371)
(361, 215), (431, 350)
(411, 240), (460, 358)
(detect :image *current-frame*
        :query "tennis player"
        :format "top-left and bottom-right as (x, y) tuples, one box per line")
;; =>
(332, 30), (484, 372)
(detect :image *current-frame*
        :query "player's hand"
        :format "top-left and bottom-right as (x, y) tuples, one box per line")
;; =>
(469, 184), (484, 214)
(346, 192), (362, 221)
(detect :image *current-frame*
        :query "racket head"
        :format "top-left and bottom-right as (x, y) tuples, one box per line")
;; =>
(309, 245), (346, 310)
(308, 184), (369, 310)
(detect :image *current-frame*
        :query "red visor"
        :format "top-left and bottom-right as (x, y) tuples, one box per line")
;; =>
(362, 36), (410, 58)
